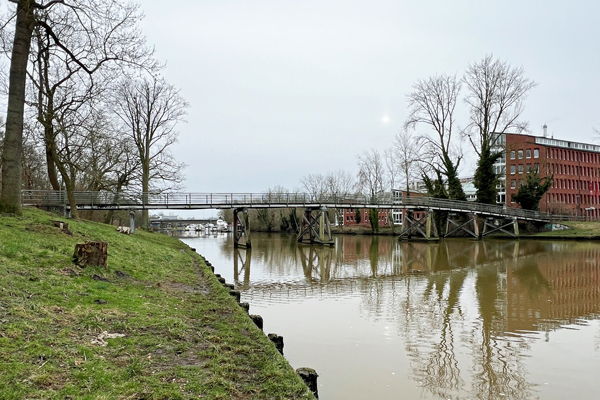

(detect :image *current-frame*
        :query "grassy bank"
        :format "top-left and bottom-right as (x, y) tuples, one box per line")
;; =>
(0, 208), (313, 399)
(530, 221), (600, 239)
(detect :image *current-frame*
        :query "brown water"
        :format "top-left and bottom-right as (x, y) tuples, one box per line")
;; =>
(178, 232), (600, 400)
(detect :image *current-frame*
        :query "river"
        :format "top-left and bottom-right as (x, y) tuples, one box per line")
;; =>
(176, 232), (600, 400)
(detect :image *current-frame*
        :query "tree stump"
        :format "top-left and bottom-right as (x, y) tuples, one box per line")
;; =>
(73, 241), (108, 269)
(52, 220), (70, 234)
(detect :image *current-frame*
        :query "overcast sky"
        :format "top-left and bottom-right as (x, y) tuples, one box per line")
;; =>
(5, 1), (600, 197)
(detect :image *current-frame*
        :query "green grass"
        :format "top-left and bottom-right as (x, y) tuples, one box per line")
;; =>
(0, 208), (313, 399)
(533, 220), (600, 238)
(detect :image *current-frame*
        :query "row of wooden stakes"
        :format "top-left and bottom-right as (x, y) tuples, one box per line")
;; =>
(193, 250), (319, 399)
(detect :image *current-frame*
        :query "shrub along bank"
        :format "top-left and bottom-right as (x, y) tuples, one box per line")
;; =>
(0, 208), (313, 399)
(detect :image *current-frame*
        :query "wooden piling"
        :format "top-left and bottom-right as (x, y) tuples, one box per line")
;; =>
(250, 314), (263, 331)
(268, 333), (284, 355)
(296, 367), (319, 399)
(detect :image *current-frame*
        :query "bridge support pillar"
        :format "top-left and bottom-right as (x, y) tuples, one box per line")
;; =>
(444, 213), (479, 239)
(129, 210), (136, 234)
(233, 208), (252, 248)
(399, 209), (439, 241)
(482, 217), (519, 238)
(298, 207), (334, 246)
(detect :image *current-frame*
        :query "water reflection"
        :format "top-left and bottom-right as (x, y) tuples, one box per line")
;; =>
(178, 232), (600, 400)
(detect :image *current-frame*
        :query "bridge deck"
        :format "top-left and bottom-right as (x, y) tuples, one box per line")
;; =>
(23, 190), (553, 222)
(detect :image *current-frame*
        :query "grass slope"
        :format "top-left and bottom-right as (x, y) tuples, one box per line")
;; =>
(532, 221), (600, 238)
(0, 208), (313, 399)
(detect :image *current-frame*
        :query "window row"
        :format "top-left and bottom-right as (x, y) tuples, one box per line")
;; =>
(549, 193), (600, 206)
(510, 148), (540, 160)
(548, 148), (600, 163)
(552, 179), (600, 192)
(548, 163), (600, 177)
(510, 164), (539, 174)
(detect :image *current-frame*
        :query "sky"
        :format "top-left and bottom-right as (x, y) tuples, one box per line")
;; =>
(3, 1), (600, 198)
(135, 0), (600, 194)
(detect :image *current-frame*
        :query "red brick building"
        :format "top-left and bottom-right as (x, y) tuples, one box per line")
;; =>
(503, 133), (600, 219)
(341, 190), (426, 227)
(341, 208), (391, 227)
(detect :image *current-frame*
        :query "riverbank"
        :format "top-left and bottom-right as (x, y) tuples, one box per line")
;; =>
(0, 208), (313, 399)
(332, 221), (600, 240)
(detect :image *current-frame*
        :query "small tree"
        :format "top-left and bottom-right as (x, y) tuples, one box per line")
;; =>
(354, 209), (362, 224)
(368, 209), (379, 233)
(512, 171), (553, 211)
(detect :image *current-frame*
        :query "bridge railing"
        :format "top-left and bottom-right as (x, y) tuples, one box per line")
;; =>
(22, 190), (589, 222)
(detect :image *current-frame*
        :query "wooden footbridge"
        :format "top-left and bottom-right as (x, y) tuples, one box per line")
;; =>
(23, 190), (556, 246)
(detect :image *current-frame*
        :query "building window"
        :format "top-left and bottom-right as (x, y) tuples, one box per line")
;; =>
(510, 150), (516, 160)
(534, 148), (539, 158)
(534, 163), (539, 172)
(526, 164), (531, 173)
(511, 180), (516, 189)
(519, 179), (524, 187)
(510, 165), (516, 174)
(518, 150), (524, 159)
(526, 149), (531, 158)
(518, 164), (523, 174)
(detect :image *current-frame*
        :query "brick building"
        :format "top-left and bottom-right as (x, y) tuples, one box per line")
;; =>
(500, 133), (600, 219)
(341, 208), (391, 227)
(341, 190), (426, 227)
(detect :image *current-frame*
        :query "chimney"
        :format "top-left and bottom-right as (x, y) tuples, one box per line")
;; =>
(543, 124), (548, 137)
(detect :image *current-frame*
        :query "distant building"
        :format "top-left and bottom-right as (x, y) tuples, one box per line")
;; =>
(461, 177), (477, 201)
(341, 208), (391, 227)
(495, 132), (600, 219)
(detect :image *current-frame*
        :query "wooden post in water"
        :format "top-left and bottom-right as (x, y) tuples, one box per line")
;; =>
(296, 368), (319, 399)
(268, 333), (284, 355)
(233, 208), (252, 248)
(244, 209), (252, 248)
(233, 209), (240, 247)
(318, 207), (325, 243)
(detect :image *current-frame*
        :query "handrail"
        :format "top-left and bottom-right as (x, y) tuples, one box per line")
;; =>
(21, 189), (588, 222)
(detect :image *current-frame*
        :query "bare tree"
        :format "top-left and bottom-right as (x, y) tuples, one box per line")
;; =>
(113, 75), (188, 228)
(391, 129), (422, 197)
(357, 149), (386, 200)
(463, 55), (537, 204)
(325, 170), (355, 227)
(357, 149), (386, 232)
(405, 74), (466, 200)
(0, 0), (156, 214)
(300, 173), (328, 201)
(300, 170), (354, 227)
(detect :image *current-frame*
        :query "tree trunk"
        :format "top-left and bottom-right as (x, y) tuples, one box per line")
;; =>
(1, 0), (36, 214)
(43, 123), (61, 190)
(141, 159), (150, 229)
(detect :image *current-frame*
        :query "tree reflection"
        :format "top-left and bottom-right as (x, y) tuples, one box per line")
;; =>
(470, 264), (535, 400)
(512, 260), (550, 297)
